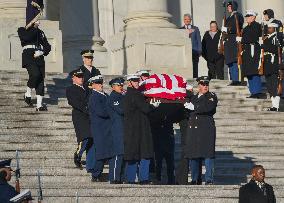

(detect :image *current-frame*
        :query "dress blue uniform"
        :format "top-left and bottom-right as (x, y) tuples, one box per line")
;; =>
(107, 77), (125, 183)
(0, 159), (18, 203)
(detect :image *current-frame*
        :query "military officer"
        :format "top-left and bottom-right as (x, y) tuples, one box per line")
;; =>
(66, 69), (93, 170)
(123, 74), (160, 184)
(240, 10), (263, 98)
(0, 159), (18, 203)
(79, 50), (101, 93)
(88, 76), (118, 182)
(183, 76), (218, 185)
(263, 23), (282, 111)
(18, 0), (51, 111)
(107, 77), (126, 184)
(239, 165), (276, 203)
(221, 1), (244, 86)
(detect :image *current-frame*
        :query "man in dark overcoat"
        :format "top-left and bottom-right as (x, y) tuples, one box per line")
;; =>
(222, 1), (244, 85)
(122, 74), (160, 184)
(66, 69), (93, 170)
(18, 0), (51, 111)
(239, 165), (276, 203)
(107, 77), (126, 184)
(183, 76), (218, 185)
(0, 159), (18, 203)
(241, 10), (263, 98)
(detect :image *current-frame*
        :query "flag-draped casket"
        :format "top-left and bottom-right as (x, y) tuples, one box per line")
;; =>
(140, 74), (188, 124)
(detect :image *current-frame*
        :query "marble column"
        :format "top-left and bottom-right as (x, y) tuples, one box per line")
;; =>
(109, 0), (193, 77)
(123, 0), (176, 29)
(60, 0), (107, 73)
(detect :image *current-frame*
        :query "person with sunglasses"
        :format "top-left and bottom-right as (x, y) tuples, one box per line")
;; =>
(0, 159), (19, 203)
(183, 76), (218, 185)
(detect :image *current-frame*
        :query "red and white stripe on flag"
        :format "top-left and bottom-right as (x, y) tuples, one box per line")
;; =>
(140, 74), (187, 100)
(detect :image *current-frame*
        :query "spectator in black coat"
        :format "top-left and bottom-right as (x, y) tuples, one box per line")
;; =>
(202, 21), (224, 80)
(239, 165), (276, 203)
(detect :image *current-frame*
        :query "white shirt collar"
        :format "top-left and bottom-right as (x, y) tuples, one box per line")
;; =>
(84, 65), (92, 72)
(198, 93), (203, 98)
(74, 83), (85, 90)
(93, 89), (106, 96)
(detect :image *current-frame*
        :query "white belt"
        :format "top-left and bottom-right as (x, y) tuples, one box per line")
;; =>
(23, 45), (43, 50)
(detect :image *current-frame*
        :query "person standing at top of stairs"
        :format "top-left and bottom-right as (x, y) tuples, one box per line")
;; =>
(18, 0), (51, 111)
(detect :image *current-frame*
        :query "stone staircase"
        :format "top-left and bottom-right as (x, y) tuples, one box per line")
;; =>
(1, 70), (284, 203)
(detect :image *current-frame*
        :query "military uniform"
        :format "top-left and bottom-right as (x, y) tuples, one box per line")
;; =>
(241, 11), (262, 97)
(66, 69), (92, 169)
(263, 23), (282, 111)
(0, 159), (18, 203)
(18, 0), (51, 111)
(223, 1), (244, 83)
(239, 179), (276, 203)
(107, 78), (125, 183)
(184, 76), (218, 184)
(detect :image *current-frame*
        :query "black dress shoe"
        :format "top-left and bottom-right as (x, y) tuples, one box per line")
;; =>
(205, 181), (214, 185)
(74, 153), (82, 169)
(91, 176), (103, 182)
(24, 95), (33, 107)
(36, 105), (48, 111)
(139, 180), (153, 185)
(110, 180), (122, 184)
(189, 180), (202, 185)
(267, 107), (279, 112)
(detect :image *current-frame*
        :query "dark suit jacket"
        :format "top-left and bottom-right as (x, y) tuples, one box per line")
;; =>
(180, 25), (202, 54)
(239, 180), (276, 203)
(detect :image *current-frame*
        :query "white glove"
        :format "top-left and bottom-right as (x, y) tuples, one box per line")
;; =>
(236, 36), (242, 42)
(259, 37), (263, 45)
(150, 98), (161, 108)
(186, 83), (193, 91)
(34, 50), (44, 58)
(184, 102), (194, 110)
(221, 26), (228, 33)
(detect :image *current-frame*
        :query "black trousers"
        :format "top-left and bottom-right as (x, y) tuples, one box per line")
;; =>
(207, 57), (225, 80)
(192, 52), (200, 78)
(265, 73), (278, 97)
(26, 63), (45, 96)
(176, 119), (202, 185)
(153, 132), (175, 184)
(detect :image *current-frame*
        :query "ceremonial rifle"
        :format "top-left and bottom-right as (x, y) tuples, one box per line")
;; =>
(25, 1), (43, 30)
(15, 150), (21, 193)
(76, 192), (79, 203)
(37, 170), (43, 203)
(234, 12), (243, 81)
(218, 1), (227, 54)
(258, 21), (266, 75)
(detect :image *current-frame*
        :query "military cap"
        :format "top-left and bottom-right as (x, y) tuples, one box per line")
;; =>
(10, 189), (33, 203)
(0, 159), (12, 168)
(136, 70), (151, 77)
(245, 10), (258, 17)
(196, 76), (210, 85)
(126, 74), (140, 82)
(263, 9), (274, 19)
(109, 77), (125, 86)
(268, 23), (279, 28)
(226, 1), (238, 11)
(88, 75), (103, 85)
(69, 69), (84, 78)
(81, 50), (94, 57)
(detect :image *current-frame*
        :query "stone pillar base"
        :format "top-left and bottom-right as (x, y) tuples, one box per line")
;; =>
(109, 27), (193, 78)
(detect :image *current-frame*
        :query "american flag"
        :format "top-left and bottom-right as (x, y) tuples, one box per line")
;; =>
(140, 74), (187, 100)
